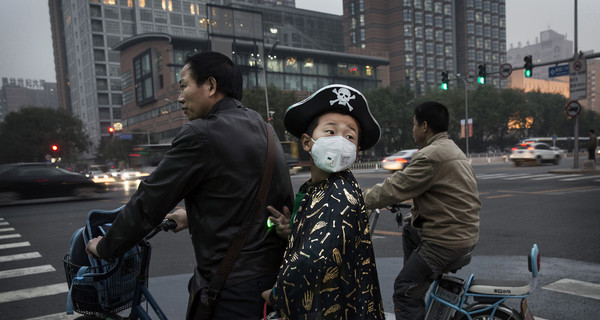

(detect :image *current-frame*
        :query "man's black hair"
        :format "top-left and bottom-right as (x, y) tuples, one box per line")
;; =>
(184, 52), (243, 100)
(590, 129), (595, 134)
(414, 101), (449, 133)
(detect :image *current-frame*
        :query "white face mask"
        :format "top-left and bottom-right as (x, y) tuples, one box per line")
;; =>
(310, 136), (357, 173)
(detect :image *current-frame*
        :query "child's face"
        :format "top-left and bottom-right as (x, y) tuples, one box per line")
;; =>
(302, 112), (360, 153)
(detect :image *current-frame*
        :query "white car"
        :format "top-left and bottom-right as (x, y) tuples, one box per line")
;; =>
(381, 149), (419, 171)
(509, 142), (561, 166)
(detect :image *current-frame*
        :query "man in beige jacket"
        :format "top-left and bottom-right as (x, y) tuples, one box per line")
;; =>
(363, 101), (481, 320)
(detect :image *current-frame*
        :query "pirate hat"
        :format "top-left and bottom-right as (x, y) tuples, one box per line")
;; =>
(284, 84), (381, 150)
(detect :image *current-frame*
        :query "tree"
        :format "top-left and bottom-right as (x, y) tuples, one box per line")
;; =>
(0, 107), (90, 164)
(242, 85), (299, 141)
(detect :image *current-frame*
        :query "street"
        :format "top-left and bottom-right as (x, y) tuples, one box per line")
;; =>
(0, 157), (598, 319)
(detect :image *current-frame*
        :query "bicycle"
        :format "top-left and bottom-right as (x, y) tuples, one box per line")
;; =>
(369, 204), (540, 320)
(64, 206), (177, 320)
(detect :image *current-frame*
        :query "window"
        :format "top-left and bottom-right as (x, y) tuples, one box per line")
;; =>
(134, 50), (154, 105)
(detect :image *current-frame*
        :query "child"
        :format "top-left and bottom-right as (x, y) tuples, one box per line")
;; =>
(264, 84), (385, 319)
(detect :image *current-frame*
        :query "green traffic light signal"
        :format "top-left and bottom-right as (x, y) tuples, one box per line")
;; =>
(524, 69), (532, 77)
(477, 76), (486, 84)
(441, 83), (448, 90)
(524, 55), (533, 78)
(477, 64), (486, 84)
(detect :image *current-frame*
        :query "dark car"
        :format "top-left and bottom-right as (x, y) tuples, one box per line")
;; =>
(0, 163), (106, 205)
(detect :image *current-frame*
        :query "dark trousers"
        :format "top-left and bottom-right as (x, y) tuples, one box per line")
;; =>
(393, 224), (473, 320)
(589, 149), (596, 161)
(189, 274), (276, 320)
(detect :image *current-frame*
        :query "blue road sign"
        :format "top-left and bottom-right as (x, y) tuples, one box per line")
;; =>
(549, 65), (569, 77)
(119, 134), (133, 140)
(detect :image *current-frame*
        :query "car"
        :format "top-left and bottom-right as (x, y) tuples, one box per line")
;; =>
(381, 149), (419, 171)
(550, 146), (566, 157)
(86, 170), (116, 183)
(0, 163), (106, 205)
(509, 142), (561, 166)
(119, 169), (143, 180)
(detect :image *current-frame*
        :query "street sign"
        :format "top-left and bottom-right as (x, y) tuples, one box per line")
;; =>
(569, 58), (587, 100)
(565, 100), (581, 117)
(466, 70), (477, 83)
(549, 64), (569, 77)
(499, 63), (512, 78)
(119, 134), (133, 140)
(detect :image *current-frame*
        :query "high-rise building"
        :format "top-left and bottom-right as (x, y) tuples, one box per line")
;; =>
(48, 0), (379, 152)
(343, 0), (507, 94)
(0, 78), (58, 121)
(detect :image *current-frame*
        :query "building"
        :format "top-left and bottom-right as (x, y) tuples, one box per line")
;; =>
(506, 29), (573, 81)
(0, 78), (59, 121)
(343, 0), (507, 94)
(582, 58), (599, 114)
(48, 0), (376, 153)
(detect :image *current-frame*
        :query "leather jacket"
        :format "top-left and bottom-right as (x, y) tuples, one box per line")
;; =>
(97, 97), (294, 287)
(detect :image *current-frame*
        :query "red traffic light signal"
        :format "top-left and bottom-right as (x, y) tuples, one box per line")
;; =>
(108, 126), (114, 137)
(51, 145), (59, 152)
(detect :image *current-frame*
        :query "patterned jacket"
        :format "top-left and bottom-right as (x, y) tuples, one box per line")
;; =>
(273, 170), (384, 319)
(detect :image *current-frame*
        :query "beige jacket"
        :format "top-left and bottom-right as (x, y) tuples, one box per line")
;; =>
(364, 132), (480, 248)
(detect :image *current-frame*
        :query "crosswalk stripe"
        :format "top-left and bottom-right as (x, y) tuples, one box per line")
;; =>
(560, 175), (600, 181)
(0, 241), (30, 250)
(543, 278), (600, 300)
(503, 174), (538, 180)
(24, 313), (80, 320)
(0, 227), (16, 232)
(0, 221), (8, 226)
(477, 174), (510, 180)
(0, 283), (69, 304)
(532, 174), (579, 180)
(0, 265), (56, 279)
(0, 233), (21, 240)
(0, 252), (42, 263)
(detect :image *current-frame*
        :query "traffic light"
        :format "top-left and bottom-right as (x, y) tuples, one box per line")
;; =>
(477, 64), (486, 84)
(440, 71), (449, 90)
(108, 127), (114, 137)
(51, 145), (58, 152)
(524, 55), (533, 77)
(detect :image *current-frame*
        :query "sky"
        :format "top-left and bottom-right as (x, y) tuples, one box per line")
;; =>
(1, 0), (599, 83)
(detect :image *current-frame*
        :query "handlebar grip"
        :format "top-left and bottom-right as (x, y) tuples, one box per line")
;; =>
(160, 218), (177, 231)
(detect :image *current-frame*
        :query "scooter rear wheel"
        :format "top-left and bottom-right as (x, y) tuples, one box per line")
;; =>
(453, 305), (522, 320)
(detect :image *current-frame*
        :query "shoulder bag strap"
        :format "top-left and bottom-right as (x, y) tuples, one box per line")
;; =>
(208, 122), (276, 297)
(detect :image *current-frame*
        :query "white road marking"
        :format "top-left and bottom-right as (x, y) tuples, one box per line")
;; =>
(0, 227), (15, 232)
(560, 175), (600, 181)
(503, 174), (539, 180)
(0, 252), (42, 263)
(532, 174), (580, 180)
(543, 278), (600, 300)
(24, 313), (80, 320)
(0, 283), (69, 304)
(0, 241), (30, 250)
(0, 265), (56, 280)
(0, 221), (8, 226)
(0, 233), (21, 240)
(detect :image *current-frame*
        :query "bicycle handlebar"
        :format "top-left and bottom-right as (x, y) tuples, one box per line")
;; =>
(144, 218), (177, 240)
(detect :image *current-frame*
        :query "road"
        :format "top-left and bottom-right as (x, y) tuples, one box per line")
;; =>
(0, 157), (598, 319)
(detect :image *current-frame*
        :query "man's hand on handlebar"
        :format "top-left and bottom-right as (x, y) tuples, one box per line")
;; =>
(165, 208), (188, 233)
(85, 236), (103, 259)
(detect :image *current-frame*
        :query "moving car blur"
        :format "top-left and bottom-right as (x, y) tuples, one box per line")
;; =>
(381, 149), (418, 171)
(509, 142), (561, 166)
(0, 163), (106, 205)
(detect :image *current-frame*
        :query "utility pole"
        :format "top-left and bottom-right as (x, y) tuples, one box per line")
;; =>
(573, 0), (580, 168)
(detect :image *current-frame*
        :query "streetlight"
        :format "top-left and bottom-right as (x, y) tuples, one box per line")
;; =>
(263, 40), (279, 123)
(456, 73), (470, 158)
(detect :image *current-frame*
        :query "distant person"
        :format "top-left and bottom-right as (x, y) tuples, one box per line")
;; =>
(86, 51), (294, 319)
(363, 101), (481, 320)
(263, 84), (385, 319)
(588, 129), (597, 162)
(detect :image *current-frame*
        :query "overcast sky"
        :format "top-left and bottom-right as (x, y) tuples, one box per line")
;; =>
(1, 0), (599, 82)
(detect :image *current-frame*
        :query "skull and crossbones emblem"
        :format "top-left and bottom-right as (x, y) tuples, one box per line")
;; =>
(330, 88), (355, 111)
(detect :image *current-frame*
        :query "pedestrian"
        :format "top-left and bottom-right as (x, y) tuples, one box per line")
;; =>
(86, 51), (294, 319)
(587, 129), (597, 162)
(363, 101), (481, 320)
(263, 84), (385, 319)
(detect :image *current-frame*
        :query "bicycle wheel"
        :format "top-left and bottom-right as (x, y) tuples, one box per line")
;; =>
(453, 304), (522, 320)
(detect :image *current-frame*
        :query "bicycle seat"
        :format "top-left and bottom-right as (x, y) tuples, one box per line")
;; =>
(443, 252), (472, 274)
(432, 253), (472, 280)
(468, 279), (531, 296)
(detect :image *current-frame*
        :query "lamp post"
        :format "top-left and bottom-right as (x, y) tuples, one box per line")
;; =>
(456, 74), (470, 158)
(263, 40), (279, 123)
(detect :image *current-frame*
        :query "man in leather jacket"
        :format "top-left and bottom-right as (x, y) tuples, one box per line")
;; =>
(86, 52), (293, 319)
